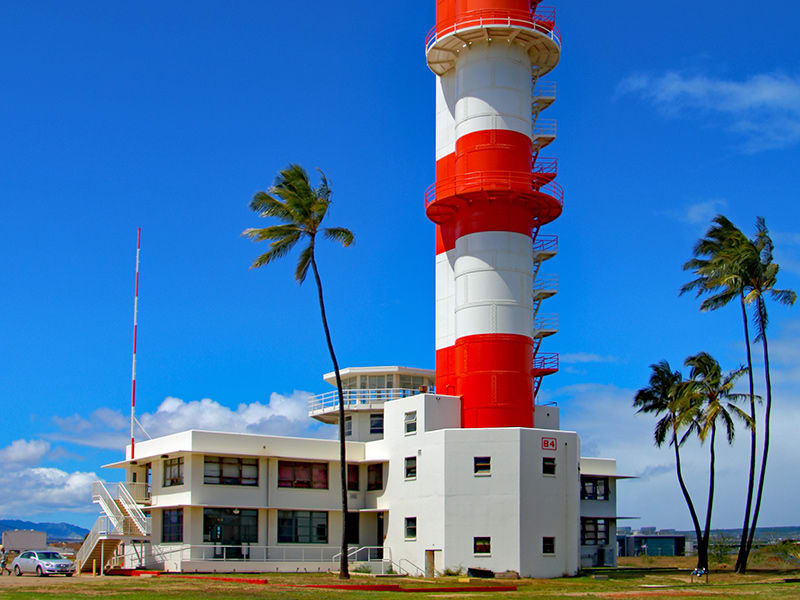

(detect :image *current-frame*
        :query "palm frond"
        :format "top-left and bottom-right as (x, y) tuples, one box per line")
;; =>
(295, 244), (313, 284)
(249, 232), (301, 269)
(241, 224), (302, 242)
(324, 227), (355, 247)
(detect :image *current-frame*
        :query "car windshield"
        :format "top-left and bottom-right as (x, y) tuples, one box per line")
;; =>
(36, 552), (63, 560)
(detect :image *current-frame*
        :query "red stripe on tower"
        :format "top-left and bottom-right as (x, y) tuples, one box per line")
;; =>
(426, 0), (562, 428)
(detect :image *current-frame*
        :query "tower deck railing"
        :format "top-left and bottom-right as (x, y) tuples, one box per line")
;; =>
(426, 9), (561, 54)
(424, 173), (563, 207)
(308, 388), (429, 414)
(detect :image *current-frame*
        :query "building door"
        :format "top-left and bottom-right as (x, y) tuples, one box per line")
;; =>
(376, 513), (385, 559)
(597, 548), (605, 566)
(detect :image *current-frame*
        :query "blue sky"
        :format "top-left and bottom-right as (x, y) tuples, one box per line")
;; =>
(1, 1), (799, 530)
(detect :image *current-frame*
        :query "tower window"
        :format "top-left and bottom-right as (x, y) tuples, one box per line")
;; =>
(405, 457), (417, 480)
(404, 411), (417, 435)
(543, 537), (556, 555)
(542, 457), (556, 476)
(370, 413), (384, 434)
(474, 456), (491, 475)
(405, 517), (417, 540)
(473, 537), (491, 554)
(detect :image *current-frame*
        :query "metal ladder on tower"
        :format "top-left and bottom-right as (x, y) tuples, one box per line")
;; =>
(532, 227), (559, 398)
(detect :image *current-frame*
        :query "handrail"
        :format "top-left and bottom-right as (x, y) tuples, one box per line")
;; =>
(398, 557), (427, 577)
(118, 482), (151, 535)
(533, 352), (559, 371)
(532, 234), (558, 254)
(533, 118), (557, 137)
(150, 544), (347, 563)
(532, 80), (556, 97)
(309, 388), (426, 413)
(332, 545), (391, 564)
(92, 481), (125, 533)
(533, 273), (558, 292)
(75, 515), (110, 569)
(426, 8), (561, 54)
(532, 157), (557, 175)
(534, 313), (558, 331)
(425, 172), (564, 207)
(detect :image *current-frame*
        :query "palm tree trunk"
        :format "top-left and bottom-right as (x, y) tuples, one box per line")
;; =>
(735, 294), (757, 574)
(745, 308), (772, 560)
(673, 431), (704, 569)
(310, 254), (350, 579)
(700, 424), (717, 571)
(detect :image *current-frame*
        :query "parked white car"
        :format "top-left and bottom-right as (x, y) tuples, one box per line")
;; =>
(12, 550), (75, 576)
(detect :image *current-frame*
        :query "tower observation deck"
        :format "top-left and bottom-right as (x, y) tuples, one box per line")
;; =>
(425, 0), (561, 428)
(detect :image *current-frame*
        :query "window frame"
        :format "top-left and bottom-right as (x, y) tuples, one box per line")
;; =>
(404, 517), (417, 540)
(404, 411), (417, 435)
(404, 456), (417, 480)
(344, 415), (352, 437)
(162, 457), (184, 487)
(542, 536), (556, 555)
(347, 464), (360, 491)
(542, 456), (556, 476)
(367, 463), (384, 491)
(370, 413), (384, 435)
(580, 518), (610, 546)
(581, 476), (609, 501)
(276, 510), (328, 544)
(473, 456), (491, 476)
(277, 461), (329, 489)
(203, 456), (259, 486)
(473, 536), (491, 555)
(162, 508), (183, 543)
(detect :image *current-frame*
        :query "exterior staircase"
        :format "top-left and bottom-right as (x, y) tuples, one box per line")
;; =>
(75, 481), (151, 573)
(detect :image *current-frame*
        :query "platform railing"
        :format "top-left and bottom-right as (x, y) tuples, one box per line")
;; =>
(532, 234), (558, 255)
(532, 80), (556, 98)
(424, 172), (564, 207)
(426, 8), (561, 53)
(534, 313), (559, 332)
(151, 544), (346, 563)
(533, 352), (559, 371)
(533, 118), (557, 138)
(309, 388), (427, 414)
(533, 274), (558, 295)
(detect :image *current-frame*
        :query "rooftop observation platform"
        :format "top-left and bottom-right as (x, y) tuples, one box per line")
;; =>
(310, 366), (435, 423)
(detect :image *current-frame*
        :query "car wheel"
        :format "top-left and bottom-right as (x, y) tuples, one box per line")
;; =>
(14, 565), (22, 576)
(65, 573), (73, 577)
(36, 566), (46, 577)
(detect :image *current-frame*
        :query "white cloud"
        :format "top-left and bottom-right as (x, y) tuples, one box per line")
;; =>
(0, 439), (50, 465)
(0, 439), (96, 515)
(0, 467), (97, 514)
(617, 71), (800, 152)
(682, 198), (728, 226)
(49, 390), (329, 450)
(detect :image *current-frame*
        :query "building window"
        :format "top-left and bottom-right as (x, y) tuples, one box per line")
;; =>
(404, 411), (417, 435)
(370, 413), (384, 434)
(581, 518), (609, 545)
(367, 463), (383, 491)
(347, 464), (360, 491)
(204, 456), (259, 486)
(542, 457), (556, 476)
(542, 537), (555, 555)
(203, 508), (258, 544)
(474, 537), (491, 554)
(162, 508), (183, 543)
(404, 457), (417, 480)
(581, 477), (609, 500)
(278, 461), (328, 489)
(405, 517), (417, 540)
(277, 511), (328, 544)
(345, 416), (352, 437)
(163, 458), (184, 487)
(474, 456), (491, 475)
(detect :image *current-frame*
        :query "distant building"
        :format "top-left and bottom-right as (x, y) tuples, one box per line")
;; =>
(2, 530), (46, 552)
(617, 533), (685, 557)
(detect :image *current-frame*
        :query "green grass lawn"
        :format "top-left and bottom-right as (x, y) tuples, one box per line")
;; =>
(1, 568), (799, 600)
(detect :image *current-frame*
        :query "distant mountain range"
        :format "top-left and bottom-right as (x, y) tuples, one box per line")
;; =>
(0, 520), (89, 541)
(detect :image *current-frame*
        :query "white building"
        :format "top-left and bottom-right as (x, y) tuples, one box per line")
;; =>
(77, 366), (627, 577)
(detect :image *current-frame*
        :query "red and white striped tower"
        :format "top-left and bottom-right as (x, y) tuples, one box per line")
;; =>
(425, 1), (562, 428)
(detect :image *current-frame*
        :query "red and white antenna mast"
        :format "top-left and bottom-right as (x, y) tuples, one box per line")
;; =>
(130, 228), (141, 459)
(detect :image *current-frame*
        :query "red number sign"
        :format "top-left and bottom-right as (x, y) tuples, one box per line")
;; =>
(541, 437), (557, 451)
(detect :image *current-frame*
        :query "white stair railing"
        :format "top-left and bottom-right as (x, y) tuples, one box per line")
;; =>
(75, 515), (112, 570)
(92, 482), (125, 533)
(118, 482), (150, 535)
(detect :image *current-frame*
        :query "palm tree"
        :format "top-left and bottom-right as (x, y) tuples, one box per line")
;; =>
(683, 216), (796, 572)
(734, 219), (795, 570)
(243, 164), (355, 578)
(634, 361), (704, 569)
(681, 216), (756, 573)
(681, 352), (750, 571)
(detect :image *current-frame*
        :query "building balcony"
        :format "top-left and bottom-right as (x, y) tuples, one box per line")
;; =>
(533, 313), (558, 338)
(531, 80), (556, 113)
(533, 274), (558, 300)
(533, 234), (558, 262)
